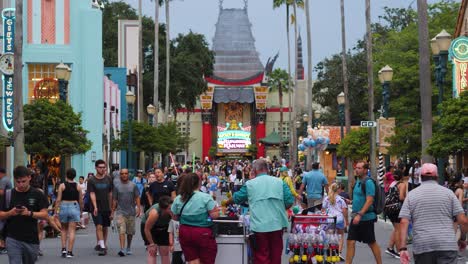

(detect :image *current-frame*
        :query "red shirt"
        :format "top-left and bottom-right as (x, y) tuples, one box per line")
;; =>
(384, 172), (395, 193)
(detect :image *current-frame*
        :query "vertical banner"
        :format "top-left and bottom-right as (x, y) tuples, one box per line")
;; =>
(1, 8), (15, 131)
(449, 36), (468, 98)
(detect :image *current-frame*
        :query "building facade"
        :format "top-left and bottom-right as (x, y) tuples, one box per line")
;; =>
(1, 0), (104, 176)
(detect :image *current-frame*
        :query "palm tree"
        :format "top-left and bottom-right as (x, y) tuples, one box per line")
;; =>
(13, 0), (25, 166)
(268, 69), (290, 150)
(339, 0), (354, 188)
(304, 0), (312, 170)
(416, 0), (433, 163)
(365, 0), (376, 179)
(164, 0), (170, 123)
(152, 0), (162, 126)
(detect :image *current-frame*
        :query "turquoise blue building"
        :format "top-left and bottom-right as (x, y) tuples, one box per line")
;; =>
(18, 0), (104, 176)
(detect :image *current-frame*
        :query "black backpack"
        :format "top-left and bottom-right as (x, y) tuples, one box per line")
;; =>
(360, 177), (385, 215)
(384, 183), (401, 216)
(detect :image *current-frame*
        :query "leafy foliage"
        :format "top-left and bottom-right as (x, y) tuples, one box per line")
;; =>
(114, 121), (190, 157)
(24, 100), (92, 157)
(314, 1), (460, 158)
(337, 128), (370, 162)
(427, 92), (468, 157)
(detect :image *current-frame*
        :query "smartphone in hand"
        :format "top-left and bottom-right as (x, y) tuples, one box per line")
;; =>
(15, 205), (25, 211)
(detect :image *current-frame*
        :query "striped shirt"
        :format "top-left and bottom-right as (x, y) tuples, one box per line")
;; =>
(399, 180), (463, 254)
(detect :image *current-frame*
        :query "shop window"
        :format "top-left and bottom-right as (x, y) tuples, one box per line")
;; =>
(28, 64), (59, 102)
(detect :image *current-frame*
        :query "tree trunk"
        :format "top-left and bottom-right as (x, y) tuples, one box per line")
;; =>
(164, 0), (171, 123)
(279, 82), (284, 151)
(340, 0), (354, 189)
(14, 1), (25, 166)
(293, 2), (299, 170)
(417, 0), (433, 163)
(154, 0), (160, 126)
(138, 0), (145, 171)
(304, 0), (313, 171)
(365, 0), (377, 180)
(286, 4), (294, 168)
(185, 110), (190, 156)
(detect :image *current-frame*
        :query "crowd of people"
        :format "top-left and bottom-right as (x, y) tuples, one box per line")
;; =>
(0, 156), (467, 264)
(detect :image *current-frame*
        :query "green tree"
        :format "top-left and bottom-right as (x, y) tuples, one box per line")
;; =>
(337, 128), (370, 162)
(427, 92), (468, 157)
(268, 68), (290, 147)
(114, 121), (189, 165)
(24, 100), (92, 158)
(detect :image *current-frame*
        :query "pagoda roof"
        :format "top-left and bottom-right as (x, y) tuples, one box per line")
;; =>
(211, 8), (264, 81)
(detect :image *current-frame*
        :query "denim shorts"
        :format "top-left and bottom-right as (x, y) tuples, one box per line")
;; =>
(59, 202), (81, 223)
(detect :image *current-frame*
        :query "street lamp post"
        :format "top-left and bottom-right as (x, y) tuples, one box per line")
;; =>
(302, 113), (309, 170)
(147, 104), (156, 165)
(56, 63), (71, 102)
(431, 29), (452, 184)
(56, 63), (72, 181)
(379, 65), (393, 119)
(147, 104), (156, 126)
(126, 91), (136, 173)
(313, 110), (321, 162)
(337, 92), (345, 177)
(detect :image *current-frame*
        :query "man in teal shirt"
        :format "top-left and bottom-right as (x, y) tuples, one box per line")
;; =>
(346, 161), (382, 264)
(298, 162), (328, 208)
(231, 159), (294, 264)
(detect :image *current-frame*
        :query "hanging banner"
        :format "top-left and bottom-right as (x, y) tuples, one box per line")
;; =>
(2, 8), (15, 131)
(449, 36), (468, 98)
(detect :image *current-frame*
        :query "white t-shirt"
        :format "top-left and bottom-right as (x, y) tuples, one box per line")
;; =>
(168, 220), (182, 252)
(79, 182), (87, 195)
(229, 173), (236, 183)
(409, 167), (421, 184)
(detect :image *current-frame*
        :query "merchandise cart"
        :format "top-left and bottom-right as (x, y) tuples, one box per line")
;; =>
(287, 214), (340, 264)
(214, 219), (250, 264)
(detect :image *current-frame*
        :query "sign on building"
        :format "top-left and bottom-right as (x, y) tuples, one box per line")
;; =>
(360, 121), (377, 127)
(449, 36), (468, 98)
(1, 8), (15, 131)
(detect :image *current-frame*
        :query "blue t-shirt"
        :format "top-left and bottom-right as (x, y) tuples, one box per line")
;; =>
(208, 176), (219, 192)
(302, 170), (328, 199)
(352, 178), (376, 221)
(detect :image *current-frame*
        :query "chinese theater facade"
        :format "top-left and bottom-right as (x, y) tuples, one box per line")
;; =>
(199, 6), (269, 159)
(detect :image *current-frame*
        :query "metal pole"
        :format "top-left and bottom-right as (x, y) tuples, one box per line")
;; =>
(303, 120), (308, 170)
(382, 81), (391, 167)
(437, 50), (448, 184)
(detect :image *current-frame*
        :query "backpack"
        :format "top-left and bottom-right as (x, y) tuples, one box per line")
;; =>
(384, 183), (401, 216)
(360, 177), (385, 215)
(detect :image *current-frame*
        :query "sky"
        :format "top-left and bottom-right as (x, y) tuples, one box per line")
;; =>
(118, 0), (460, 75)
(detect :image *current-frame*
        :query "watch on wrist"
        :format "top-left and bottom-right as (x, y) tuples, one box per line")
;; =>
(30, 211), (34, 217)
(399, 247), (407, 251)
(357, 212), (363, 216)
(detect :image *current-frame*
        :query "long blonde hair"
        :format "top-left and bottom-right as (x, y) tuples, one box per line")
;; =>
(328, 183), (339, 205)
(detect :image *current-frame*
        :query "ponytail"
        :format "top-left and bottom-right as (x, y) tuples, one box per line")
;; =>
(328, 183), (339, 206)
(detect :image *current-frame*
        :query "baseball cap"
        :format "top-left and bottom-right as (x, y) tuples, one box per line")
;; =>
(421, 163), (438, 177)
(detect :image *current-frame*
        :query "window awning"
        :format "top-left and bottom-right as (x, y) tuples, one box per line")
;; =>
(213, 87), (254, 103)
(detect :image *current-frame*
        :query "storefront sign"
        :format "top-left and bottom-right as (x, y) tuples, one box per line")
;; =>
(217, 122), (251, 152)
(449, 36), (468, 98)
(2, 8), (15, 131)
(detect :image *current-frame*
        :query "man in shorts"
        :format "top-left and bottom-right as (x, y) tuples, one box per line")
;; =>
(112, 168), (141, 257)
(88, 159), (113, 256)
(346, 161), (382, 264)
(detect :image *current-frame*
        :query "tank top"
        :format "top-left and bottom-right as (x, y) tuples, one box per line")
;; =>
(62, 182), (79, 201)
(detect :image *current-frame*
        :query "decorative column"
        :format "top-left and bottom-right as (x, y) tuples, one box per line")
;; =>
(202, 110), (213, 160)
(255, 110), (266, 158)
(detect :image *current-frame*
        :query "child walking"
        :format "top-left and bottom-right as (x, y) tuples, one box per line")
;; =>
(168, 219), (184, 264)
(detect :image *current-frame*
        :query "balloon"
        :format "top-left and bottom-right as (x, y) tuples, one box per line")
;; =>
(316, 136), (324, 145)
(303, 138), (316, 148)
(298, 144), (306, 151)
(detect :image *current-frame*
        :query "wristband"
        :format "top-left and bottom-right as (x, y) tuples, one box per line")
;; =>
(399, 247), (407, 251)
(30, 211), (34, 218)
(357, 212), (363, 217)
